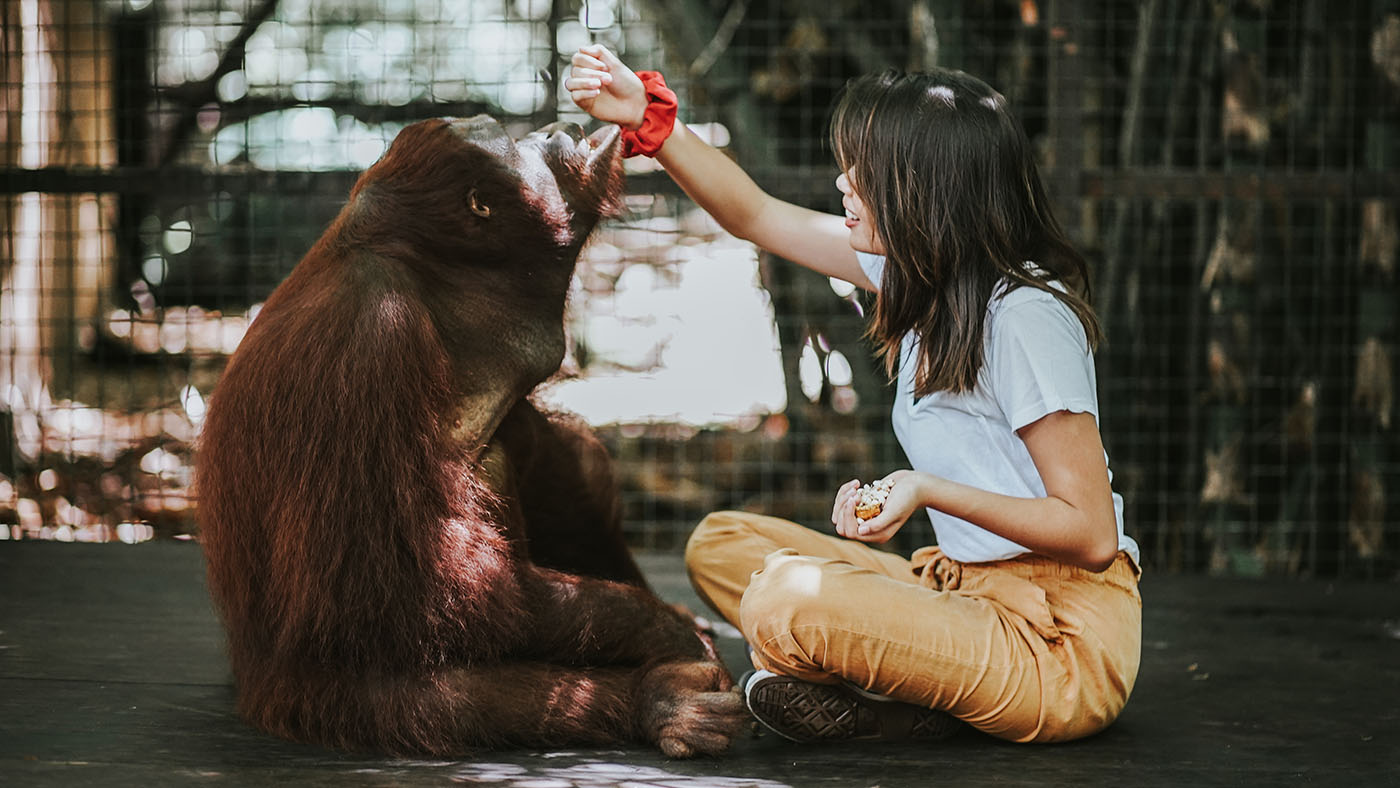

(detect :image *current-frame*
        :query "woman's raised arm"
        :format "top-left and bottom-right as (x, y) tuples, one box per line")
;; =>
(567, 45), (872, 290)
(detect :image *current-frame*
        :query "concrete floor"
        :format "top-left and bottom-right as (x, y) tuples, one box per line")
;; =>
(1, 541), (1396, 787)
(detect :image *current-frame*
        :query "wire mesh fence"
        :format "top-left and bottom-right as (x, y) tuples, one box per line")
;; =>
(1, 0), (1396, 578)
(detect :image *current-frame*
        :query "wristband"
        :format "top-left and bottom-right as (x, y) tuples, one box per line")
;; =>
(620, 71), (678, 158)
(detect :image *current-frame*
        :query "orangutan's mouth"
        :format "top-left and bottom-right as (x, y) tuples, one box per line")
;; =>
(583, 125), (620, 166)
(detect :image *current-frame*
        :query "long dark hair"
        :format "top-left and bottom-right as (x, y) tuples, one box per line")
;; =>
(831, 69), (1103, 396)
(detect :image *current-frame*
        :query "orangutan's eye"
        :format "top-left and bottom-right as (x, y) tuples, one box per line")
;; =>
(468, 189), (492, 219)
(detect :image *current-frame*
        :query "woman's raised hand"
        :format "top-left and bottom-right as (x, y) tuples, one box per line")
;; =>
(567, 44), (648, 129)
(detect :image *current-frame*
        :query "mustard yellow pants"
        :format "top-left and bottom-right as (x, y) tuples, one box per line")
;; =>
(685, 511), (1142, 743)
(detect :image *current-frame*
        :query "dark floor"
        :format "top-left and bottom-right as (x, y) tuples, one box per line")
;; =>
(1, 541), (1396, 787)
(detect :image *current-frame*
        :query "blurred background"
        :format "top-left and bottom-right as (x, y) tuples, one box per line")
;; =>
(0, 0), (1395, 578)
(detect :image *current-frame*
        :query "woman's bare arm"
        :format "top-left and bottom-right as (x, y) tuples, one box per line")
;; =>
(568, 45), (872, 290)
(835, 410), (1121, 571)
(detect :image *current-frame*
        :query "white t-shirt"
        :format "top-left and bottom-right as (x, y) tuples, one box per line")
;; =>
(858, 252), (1140, 565)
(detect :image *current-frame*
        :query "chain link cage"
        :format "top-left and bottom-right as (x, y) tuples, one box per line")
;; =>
(1, 0), (1397, 578)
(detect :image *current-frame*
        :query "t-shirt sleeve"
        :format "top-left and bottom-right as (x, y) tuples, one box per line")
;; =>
(856, 252), (885, 291)
(988, 293), (1100, 432)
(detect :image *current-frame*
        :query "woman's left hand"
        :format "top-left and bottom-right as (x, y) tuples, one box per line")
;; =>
(835, 470), (929, 544)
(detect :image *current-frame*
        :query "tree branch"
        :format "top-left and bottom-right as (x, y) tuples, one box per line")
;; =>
(689, 0), (750, 79)
(156, 0), (280, 167)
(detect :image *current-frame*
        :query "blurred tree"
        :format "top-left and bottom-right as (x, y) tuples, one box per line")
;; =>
(1348, 0), (1399, 574)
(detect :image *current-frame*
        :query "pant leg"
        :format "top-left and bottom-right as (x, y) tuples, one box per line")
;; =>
(684, 510), (915, 631)
(984, 552), (1141, 742)
(686, 510), (1141, 743)
(737, 547), (1141, 743)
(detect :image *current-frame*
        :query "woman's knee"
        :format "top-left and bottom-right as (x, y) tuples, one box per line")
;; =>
(738, 551), (826, 641)
(685, 510), (760, 573)
(737, 552), (847, 678)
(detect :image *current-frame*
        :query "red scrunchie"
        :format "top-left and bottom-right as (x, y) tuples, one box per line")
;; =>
(620, 71), (678, 158)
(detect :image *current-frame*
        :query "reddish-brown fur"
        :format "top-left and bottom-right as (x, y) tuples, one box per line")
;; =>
(196, 117), (744, 757)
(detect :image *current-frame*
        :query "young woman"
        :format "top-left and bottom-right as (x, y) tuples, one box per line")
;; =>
(567, 45), (1141, 744)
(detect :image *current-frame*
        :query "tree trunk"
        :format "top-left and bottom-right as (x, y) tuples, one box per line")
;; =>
(1347, 1), (1400, 574)
(1, 0), (56, 466)
(40, 0), (117, 400)
(0, 0), (117, 469)
(1200, 7), (1268, 575)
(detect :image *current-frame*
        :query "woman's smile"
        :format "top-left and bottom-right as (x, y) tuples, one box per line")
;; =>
(837, 171), (884, 254)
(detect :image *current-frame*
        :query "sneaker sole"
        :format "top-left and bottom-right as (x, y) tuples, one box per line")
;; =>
(745, 674), (961, 743)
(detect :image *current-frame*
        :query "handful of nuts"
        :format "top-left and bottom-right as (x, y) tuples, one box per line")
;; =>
(854, 478), (895, 521)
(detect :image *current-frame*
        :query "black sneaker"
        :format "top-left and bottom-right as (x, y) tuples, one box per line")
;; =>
(741, 669), (962, 743)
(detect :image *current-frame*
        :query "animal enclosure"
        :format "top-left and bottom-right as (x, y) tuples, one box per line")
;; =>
(2, 0), (1397, 578)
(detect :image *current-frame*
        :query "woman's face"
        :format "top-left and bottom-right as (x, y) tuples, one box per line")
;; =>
(836, 169), (886, 256)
